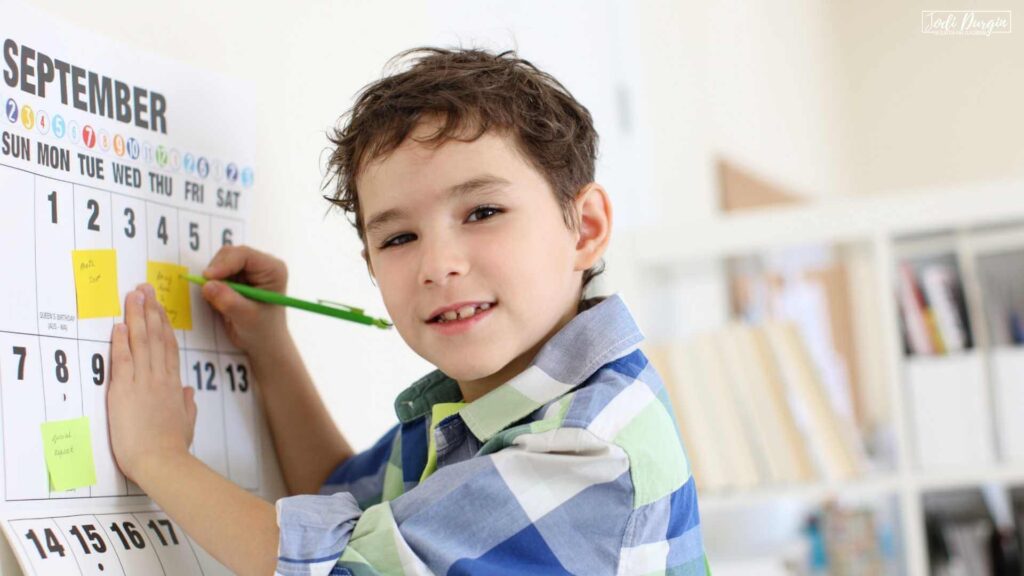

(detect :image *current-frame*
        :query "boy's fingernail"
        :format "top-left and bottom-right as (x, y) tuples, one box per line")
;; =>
(133, 291), (145, 306)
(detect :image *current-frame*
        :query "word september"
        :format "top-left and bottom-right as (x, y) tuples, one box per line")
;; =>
(3, 38), (168, 134)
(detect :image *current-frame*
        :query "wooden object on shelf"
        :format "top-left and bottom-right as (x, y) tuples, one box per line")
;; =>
(718, 158), (803, 212)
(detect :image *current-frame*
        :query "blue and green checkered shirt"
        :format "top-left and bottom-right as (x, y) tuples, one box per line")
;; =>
(275, 293), (708, 575)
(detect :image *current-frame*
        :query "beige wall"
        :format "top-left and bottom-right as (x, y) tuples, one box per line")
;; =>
(836, 1), (1023, 195)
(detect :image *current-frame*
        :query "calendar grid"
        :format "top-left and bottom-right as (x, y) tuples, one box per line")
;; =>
(0, 159), (261, 506)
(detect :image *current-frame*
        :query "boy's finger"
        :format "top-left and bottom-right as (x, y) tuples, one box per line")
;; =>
(184, 387), (197, 430)
(204, 245), (251, 280)
(140, 284), (166, 376)
(159, 304), (180, 380)
(202, 280), (251, 318)
(125, 289), (150, 376)
(110, 323), (133, 389)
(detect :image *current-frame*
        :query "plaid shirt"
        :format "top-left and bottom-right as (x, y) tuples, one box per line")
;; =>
(275, 294), (708, 575)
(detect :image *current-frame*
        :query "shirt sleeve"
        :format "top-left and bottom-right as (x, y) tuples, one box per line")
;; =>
(275, 425), (643, 576)
(317, 423), (400, 508)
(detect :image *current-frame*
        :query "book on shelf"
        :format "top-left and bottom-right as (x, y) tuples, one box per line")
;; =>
(646, 321), (864, 493)
(896, 257), (973, 357)
(728, 250), (863, 432)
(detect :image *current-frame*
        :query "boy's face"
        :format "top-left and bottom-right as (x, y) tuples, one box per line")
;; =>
(357, 120), (603, 400)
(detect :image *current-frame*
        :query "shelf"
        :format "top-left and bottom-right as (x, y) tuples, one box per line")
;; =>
(699, 465), (1024, 513)
(699, 475), (902, 513)
(626, 178), (1024, 264)
(914, 465), (1024, 492)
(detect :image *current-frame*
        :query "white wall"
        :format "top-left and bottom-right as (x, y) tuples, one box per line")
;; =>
(707, 0), (850, 198)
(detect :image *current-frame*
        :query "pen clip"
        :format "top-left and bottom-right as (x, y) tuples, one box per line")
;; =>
(317, 299), (393, 329)
(317, 299), (365, 315)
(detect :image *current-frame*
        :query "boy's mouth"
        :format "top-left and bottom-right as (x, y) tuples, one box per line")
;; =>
(427, 301), (497, 324)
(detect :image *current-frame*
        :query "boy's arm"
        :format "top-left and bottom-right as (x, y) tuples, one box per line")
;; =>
(275, 426), (708, 576)
(202, 245), (355, 495)
(134, 452), (278, 576)
(108, 286), (278, 575)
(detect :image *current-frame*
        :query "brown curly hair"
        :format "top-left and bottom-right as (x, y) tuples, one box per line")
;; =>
(323, 47), (606, 312)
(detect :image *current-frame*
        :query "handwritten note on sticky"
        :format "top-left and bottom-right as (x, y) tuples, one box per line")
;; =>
(146, 261), (192, 330)
(40, 417), (97, 491)
(72, 249), (121, 319)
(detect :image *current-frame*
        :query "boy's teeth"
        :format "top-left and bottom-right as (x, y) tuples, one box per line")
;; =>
(436, 302), (492, 323)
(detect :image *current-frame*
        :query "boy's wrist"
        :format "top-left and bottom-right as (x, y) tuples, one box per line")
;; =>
(132, 448), (197, 492)
(246, 330), (300, 381)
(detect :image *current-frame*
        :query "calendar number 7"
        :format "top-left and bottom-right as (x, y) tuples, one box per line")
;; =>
(12, 346), (26, 380)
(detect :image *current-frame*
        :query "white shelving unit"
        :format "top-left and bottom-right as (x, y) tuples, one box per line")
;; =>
(612, 178), (1024, 575)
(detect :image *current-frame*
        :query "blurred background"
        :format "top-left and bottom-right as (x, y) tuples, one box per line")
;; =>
(35, 0), (1024, 573)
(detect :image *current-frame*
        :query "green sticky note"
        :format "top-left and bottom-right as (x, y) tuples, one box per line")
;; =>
(40, 417), (97, 491)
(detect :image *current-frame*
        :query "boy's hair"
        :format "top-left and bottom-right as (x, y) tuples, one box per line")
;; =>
(324, 47), (606, 312)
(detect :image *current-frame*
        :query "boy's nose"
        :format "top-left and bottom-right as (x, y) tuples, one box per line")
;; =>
(418, 239), (470, 286)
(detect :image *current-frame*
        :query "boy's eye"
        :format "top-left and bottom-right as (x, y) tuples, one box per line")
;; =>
(380, 233), (415, 249)
(467, 205), (502, 222)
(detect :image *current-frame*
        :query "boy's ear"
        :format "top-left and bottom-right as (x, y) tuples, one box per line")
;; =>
(573, 182), (613, 272)
(361, 247), (376, 280)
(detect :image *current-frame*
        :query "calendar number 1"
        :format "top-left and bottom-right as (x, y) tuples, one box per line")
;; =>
(47, 191), (58, 224)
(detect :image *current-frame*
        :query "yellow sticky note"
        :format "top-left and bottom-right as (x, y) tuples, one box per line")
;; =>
(40, 417), (97, 492)
(146, 261), (192, 330)
(71, 249), (121, 319)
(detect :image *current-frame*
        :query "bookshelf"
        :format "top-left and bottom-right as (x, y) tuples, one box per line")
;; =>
(610, 177), (1024, 575)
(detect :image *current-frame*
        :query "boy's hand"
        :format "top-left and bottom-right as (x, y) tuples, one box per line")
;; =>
(201, 245), (288, 353)
(108, 285), (197, 484)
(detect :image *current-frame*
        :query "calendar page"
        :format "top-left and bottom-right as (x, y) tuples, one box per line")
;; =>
(0, 4), (266, 574)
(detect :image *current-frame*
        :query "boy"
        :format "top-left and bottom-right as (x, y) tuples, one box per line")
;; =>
(107, 47), (708, 575)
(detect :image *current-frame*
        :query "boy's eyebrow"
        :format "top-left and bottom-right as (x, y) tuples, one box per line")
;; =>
(364, 174), (511, 235)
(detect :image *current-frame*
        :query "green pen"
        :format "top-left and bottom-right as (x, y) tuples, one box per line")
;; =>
(182, 274), (393, 329)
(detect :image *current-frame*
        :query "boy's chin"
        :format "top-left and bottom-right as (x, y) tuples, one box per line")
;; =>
(435, 360), (500, 383)
(433, 348), (518, 381)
